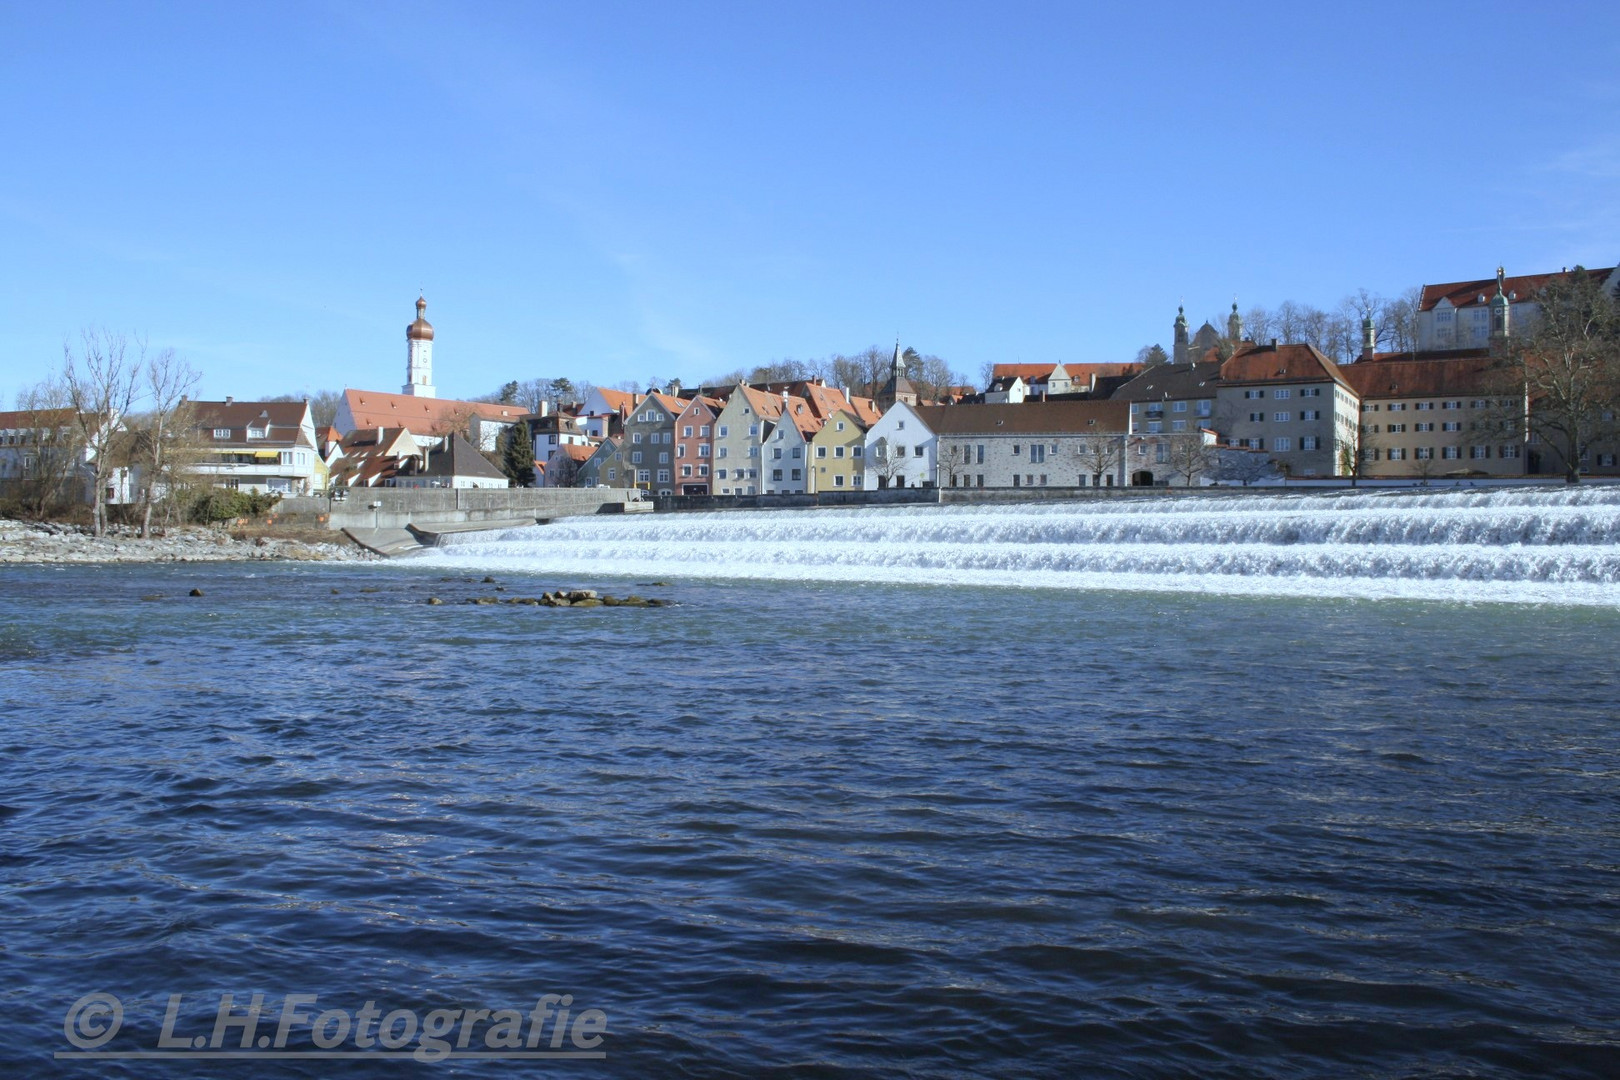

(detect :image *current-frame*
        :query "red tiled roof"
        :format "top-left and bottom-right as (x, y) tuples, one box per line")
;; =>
(1338, 356), (1499, 398)
(1220, 342), (1350, 390)
(1420, 267), (1614, 311)
(0, 407), (76, 429)
(341, 389), (524, 435)
(1061, 363), (1142, 384)
(991, 363), (1063, 381)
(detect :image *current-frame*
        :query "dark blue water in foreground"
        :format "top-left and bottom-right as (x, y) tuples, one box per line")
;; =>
(2, 562), (1618, 1078)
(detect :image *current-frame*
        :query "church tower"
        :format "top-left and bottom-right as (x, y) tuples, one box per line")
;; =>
(877, 339), (918, 410)
(404, 296), (437, 398)
(1490, 266), (1512, 340)
(1227, 301), (1243, 345)
(1172, 305), (1190, 365)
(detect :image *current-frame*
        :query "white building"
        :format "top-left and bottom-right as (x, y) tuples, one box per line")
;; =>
(863, 400), (936, 488)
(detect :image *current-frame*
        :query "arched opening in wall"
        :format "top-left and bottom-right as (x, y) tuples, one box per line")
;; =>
(1131, 470), (1154, 486)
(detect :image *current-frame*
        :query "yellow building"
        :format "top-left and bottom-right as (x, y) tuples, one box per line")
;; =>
(808, 407), (869, 492)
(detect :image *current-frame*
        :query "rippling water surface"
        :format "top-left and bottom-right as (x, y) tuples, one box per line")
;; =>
(3, 518), (1619, 1077)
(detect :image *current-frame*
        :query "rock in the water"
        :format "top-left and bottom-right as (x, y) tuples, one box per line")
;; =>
(482, 576), (497, 583)
(189, 588), (205, 597)
(426, 597), (443, 605)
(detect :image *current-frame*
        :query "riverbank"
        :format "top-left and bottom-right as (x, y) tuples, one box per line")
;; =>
(0, 519), (373, 564)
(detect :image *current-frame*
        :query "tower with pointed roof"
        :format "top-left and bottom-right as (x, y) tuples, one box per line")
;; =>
(404, 296), (436, 398)
(1227, 301), (1243, 345)
(1490, 266), (1511, 339)
(877, 339), (918, 410)
(1172, 305), (1190, 364)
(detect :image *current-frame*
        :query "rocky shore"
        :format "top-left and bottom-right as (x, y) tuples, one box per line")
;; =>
(0, 519), (374, 564)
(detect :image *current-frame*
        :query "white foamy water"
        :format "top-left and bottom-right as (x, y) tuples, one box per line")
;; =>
(427, 488), (1620, 606)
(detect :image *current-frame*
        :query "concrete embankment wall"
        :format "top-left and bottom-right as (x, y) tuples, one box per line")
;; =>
(651, 489), (940, 513)
(264, 489), (639, 531)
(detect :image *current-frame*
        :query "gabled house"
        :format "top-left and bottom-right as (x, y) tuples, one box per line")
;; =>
(390, 433), (508, 489)
(1215, 341), (1360, 477)
(761, 395), (820, 494)
(336, 389), (526, 453)
(621, 391), (686, 493)
(1338, 356), (1527, 477)
(189, 399), (321, 495)
(673, 396), (721, 494)
(808, 406), (869, 491)
(984, 376), (1028, 404)
(576, 437), (622, 488)
(331, 426), (425, 488)
(863, 400), (937, 488)
(1416, 264), (1620, 352)
(712, 384), (786, 495)
(989, 363), (1070, 397)
(540, 441), (598, 489)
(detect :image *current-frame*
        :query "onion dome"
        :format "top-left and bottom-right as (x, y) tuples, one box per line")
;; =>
(407, 296), (434, 341)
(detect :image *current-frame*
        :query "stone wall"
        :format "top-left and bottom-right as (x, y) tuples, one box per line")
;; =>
(264, 489), (639, 530)
(652, 488), (940, 513)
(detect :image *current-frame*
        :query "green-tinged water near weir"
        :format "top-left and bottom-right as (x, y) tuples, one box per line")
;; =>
(2, 559), (1618, 1078)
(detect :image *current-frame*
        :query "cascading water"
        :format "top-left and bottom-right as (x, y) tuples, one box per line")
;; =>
(428, 488), (1620, 605)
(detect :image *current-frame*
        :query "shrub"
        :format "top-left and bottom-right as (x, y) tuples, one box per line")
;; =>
(188, 489), (283, 523)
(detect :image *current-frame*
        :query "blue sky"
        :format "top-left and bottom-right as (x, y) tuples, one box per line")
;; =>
(3, 1), (1617, 404)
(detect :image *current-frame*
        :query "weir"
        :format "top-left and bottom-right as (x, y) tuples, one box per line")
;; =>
(426, 489), (1620, 606)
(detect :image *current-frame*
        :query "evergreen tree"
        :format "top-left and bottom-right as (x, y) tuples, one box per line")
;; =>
(500, 420), (535, 487)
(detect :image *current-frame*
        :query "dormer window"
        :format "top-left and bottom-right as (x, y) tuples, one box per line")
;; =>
(213, 428), (231, 439)
(247, 427), (266, 439)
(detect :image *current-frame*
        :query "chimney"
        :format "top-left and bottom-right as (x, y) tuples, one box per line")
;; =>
(1269, 338), (1278, 350)
(377, 425), (384, 445)
(225, 396), (234, 405)
(539, 400), (551, 418)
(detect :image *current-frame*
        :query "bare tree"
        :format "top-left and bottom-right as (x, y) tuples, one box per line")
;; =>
(60, 330), (143, 535)
(934, 441), (973, 487)
(6, 379), (83, 517)
(266, 389), (342, 429)
(1164, 432), (1215, 486)
(1068, 434), (1125, 487)
(1493, 267), (1620, 482)
(1336, 421), (1382, 486)
(868, 436), (910, 488)
(1212, 447), (1278, 486)
(133, 349), (201, 537)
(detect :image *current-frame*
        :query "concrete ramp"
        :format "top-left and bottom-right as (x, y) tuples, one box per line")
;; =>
(408, 519), (539, 544)
(342, 528), (432, 558)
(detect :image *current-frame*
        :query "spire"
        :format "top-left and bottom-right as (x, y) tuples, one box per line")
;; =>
(1173, 304), (1190, 364)
(1490, 265), (1511, 338)
(1361, 310), (1376, 360)
(1227, 299), (1242, 344)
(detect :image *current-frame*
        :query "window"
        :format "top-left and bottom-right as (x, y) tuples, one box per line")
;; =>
(834, 446), (846, 458)
(657, 469), (670, 482)
(1301, 410), (1320, 421)
(213, 427), (231, 438)
(836, 421), (845, 431)
(1415, 447), (1433, 460)
(1247, 438), (1264, 450)
(1388, 448), (1406, 460)
(1029, 444), (1046, 463)
(1442, 446), (1460, 460)
(1599, 454), (1617, 467)
(700, 425), (711, 437)
(1172, 420), (1186, 432)
(852, 446), (863, 458)
(638, 469), (651, 482)
(791, 447), (801, 459)
(773, 447), (783, 459)
(897, 420), (906, 429)
(1300, 437), (1319, 450)
(1274, 389), (1291, 400)
(1500, 445), (1520, 459)
(748, 424), (758, 437)
(683, 426), (693, 437)
(718, 446), (728, 459)
(658, 451), (669, 464)
(718, 425), (728, 437)
(834, 474), (845, 487)
(1470, 400), (1487, 410)
(1415, 423), (1434, 433)
(1147, 421), (1162, 433)
(1173, 401), (1187, 413)
(1249, 412), (1264, 423)
(676, 444), (686, 458)
(1388, 403), (1406, 412)
(1443, 401), (1461, 410)
(893, 444), (905, 457)
(1387, 424), (1406, 433)
(680, 465), (692, 477)
(1273, 412), (1290, 423)
(698, 444), (710, 456)
(1362, 403), (1379, 412)
(717, 468), (728, 479)
(816, 446), (827, 458)
(1196, 401), (1211, 416)
(1012, 475), (1020, 487)
(913, 446), (922, 457)
(633, 432), (643, 444)
(1470, 446), (1489, 459)
(608, 468), (617, 480)
(631, 451), (643, 464)
(1442, 422), (1460, 432)
(791, 469), (801, 480)
(1012, 444), (1021, 455)
(772, 469), (783, 481)
(1416, 402), (1433, 411)
(247, 427), (265, 439)
(1274, 437), (1292, 451)
(1300, 388), (1321, 397)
